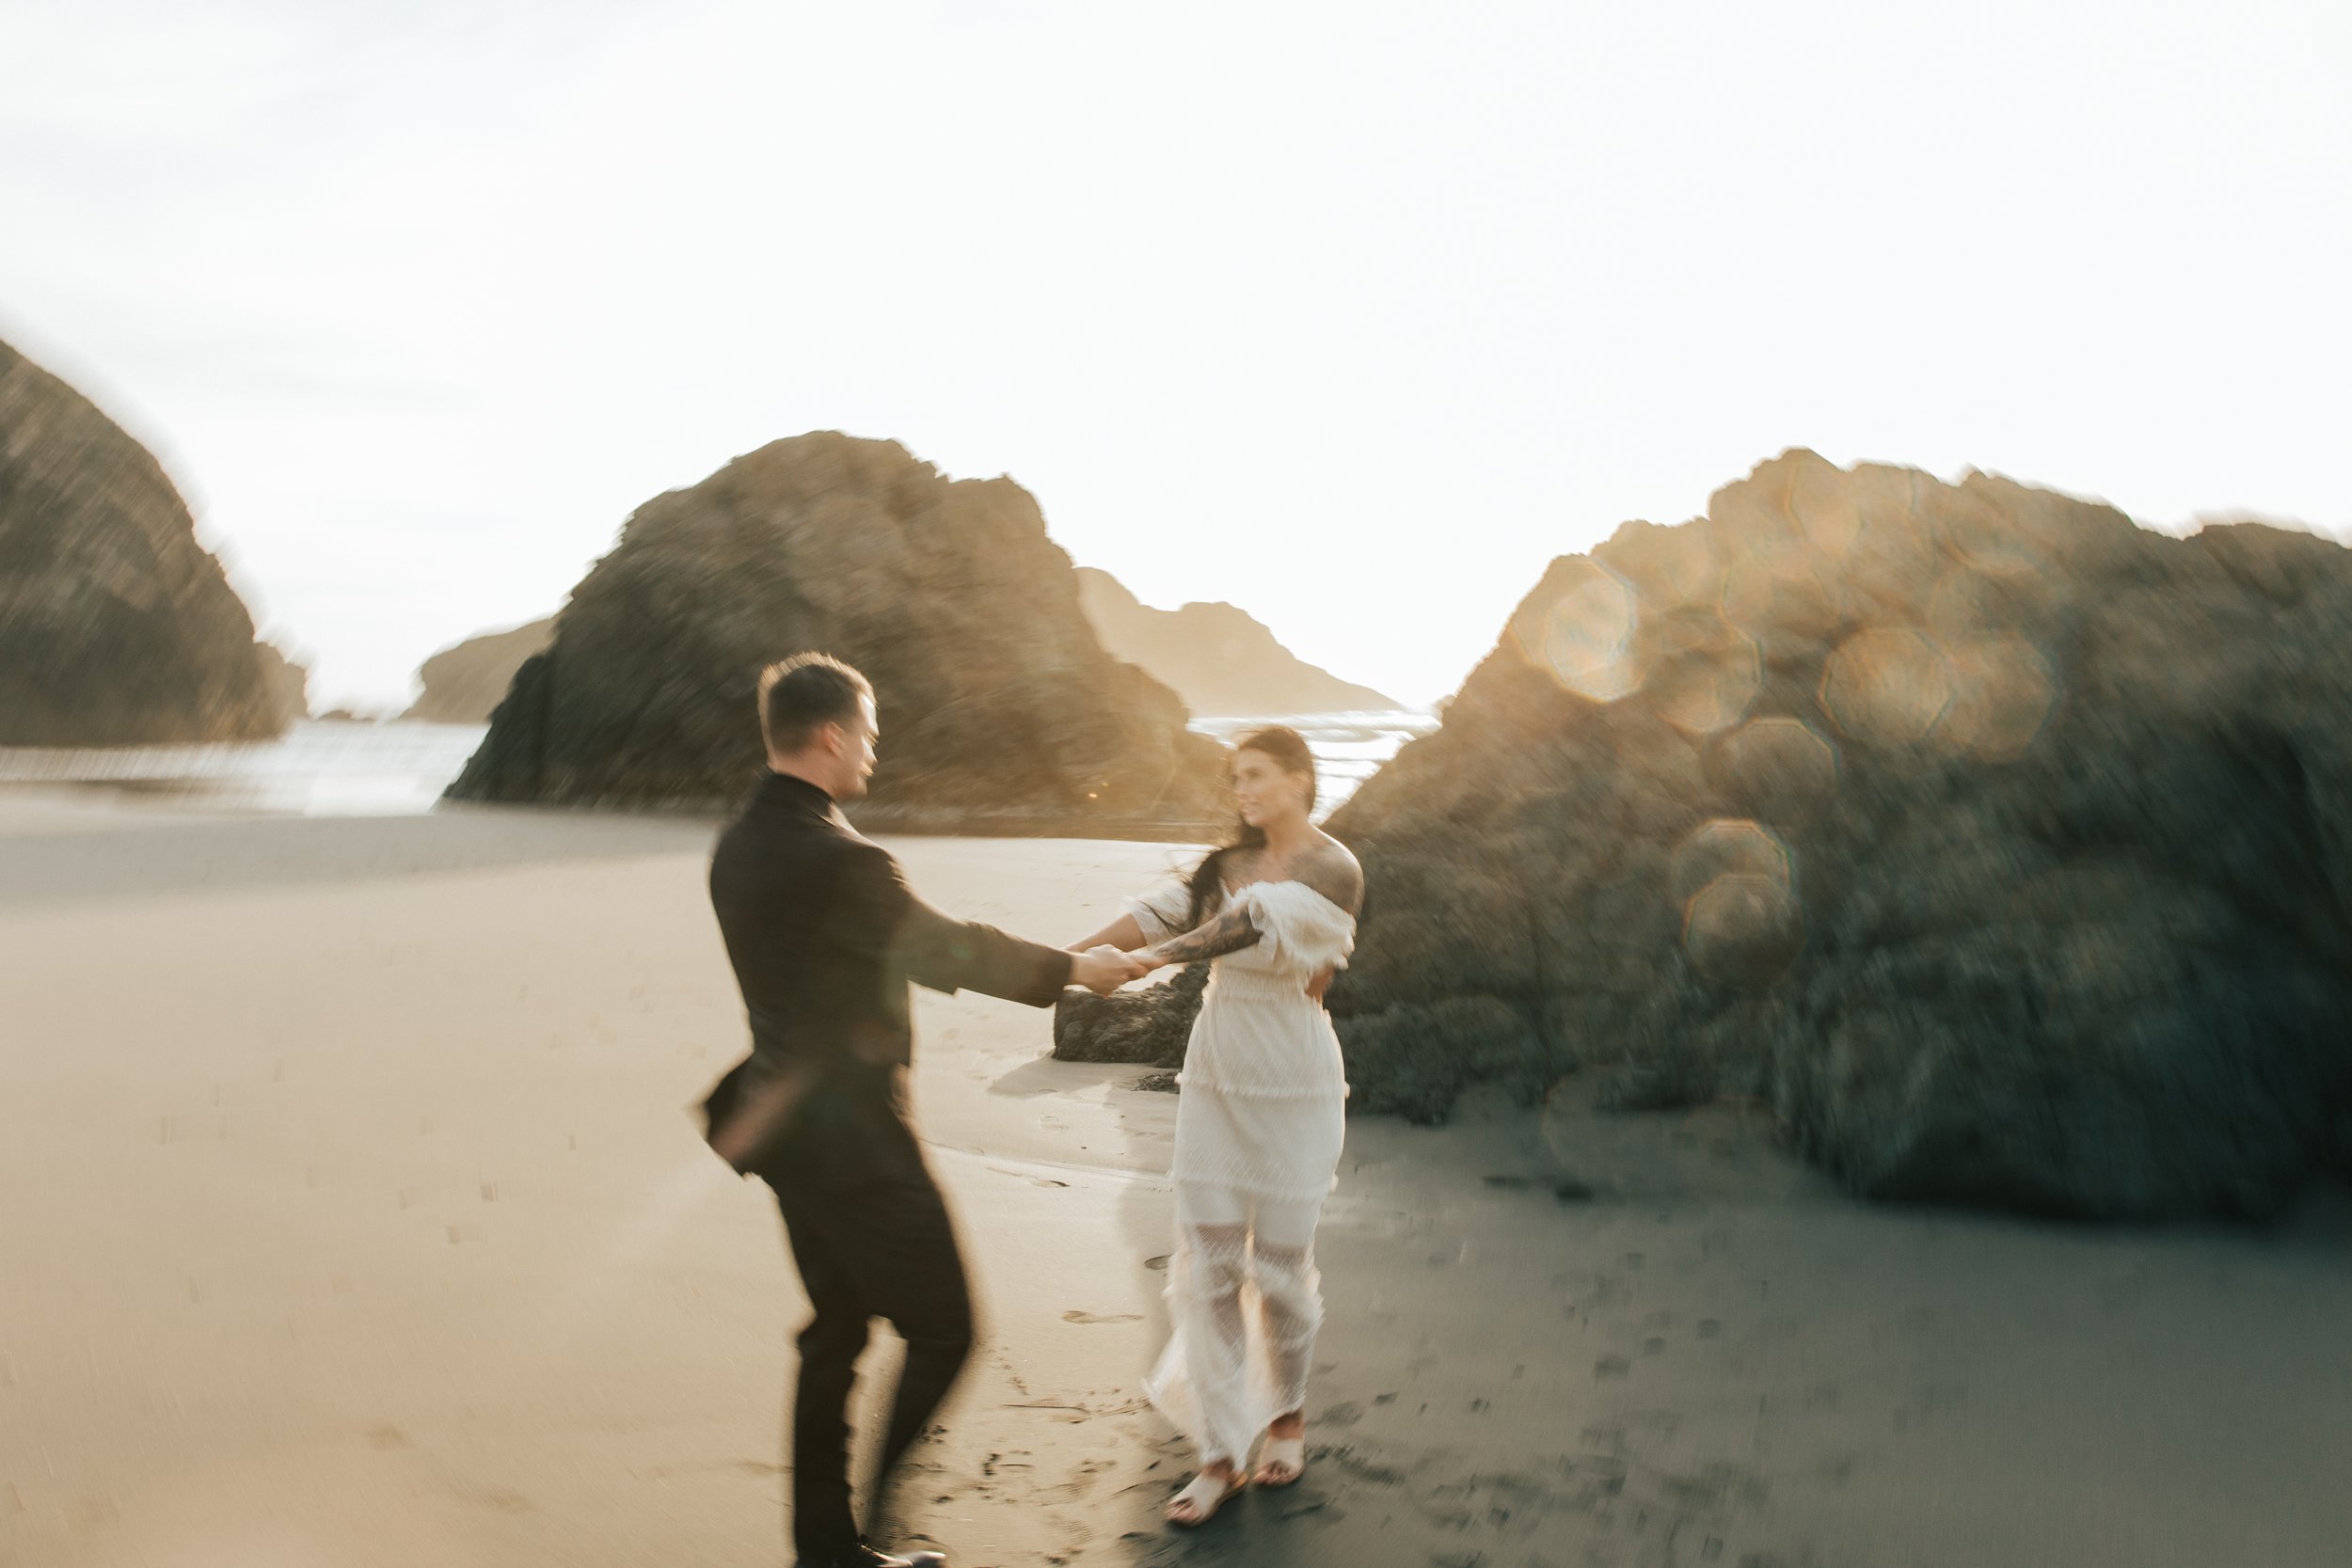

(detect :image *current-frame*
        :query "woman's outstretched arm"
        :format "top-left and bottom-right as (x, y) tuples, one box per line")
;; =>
(1135, 901), (1262, 971)
(1065, 912), (1146, 953)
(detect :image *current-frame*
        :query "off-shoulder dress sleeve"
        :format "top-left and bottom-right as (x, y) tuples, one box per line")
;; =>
(1234, 880), (1356, 977)
(1123, 875), (1201, 946)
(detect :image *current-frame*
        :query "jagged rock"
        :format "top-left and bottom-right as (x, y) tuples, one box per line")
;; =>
(1074, 567), (1396, 715)
(0, 337), (284, 747)
(1052, 962), (1209, 1068)
(1059, 451), (2352, 1222)
(256, 642), (310, 723)
(448, 433), (1230, 833)
(400, 617), (552, 722)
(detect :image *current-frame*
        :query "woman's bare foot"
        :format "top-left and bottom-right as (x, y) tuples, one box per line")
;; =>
(1253, 1412), (1306, 1487)
(1167, 1459), (1245, 1527)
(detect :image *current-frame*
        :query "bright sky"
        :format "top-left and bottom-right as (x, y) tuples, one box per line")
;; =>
(3, 2), (2347, 710)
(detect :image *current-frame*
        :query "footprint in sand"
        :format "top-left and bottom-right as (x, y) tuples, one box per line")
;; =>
(1036, 1459), (1113, 1502)
(1063, 1309), (1143, 1325)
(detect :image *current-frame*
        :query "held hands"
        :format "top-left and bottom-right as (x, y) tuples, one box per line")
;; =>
(1070, 943), (1152, 996)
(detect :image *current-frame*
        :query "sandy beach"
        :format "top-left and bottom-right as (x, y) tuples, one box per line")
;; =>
(2, 794), (2347, 1568)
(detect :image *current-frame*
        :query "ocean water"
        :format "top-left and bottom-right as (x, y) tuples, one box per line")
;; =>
(0, 711), (1438, 820)
(0, 721), (491, 816)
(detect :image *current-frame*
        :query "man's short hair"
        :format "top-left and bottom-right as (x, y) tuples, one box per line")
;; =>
(758, 653), (873, 754)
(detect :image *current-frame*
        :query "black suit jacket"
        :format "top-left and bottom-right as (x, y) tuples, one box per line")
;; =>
(700, 771), (1074, 1171)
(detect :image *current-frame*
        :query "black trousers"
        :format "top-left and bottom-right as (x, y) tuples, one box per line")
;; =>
(758, 1069), (975, 1564)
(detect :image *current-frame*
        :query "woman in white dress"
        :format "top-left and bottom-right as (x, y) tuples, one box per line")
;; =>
(1068, 726), (1363, 1528)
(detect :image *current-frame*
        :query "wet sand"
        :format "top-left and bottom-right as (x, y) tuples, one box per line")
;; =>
(1, 795), (2346, 1567)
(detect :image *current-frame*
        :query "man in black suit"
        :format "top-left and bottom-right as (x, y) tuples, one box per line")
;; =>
(702, 653), (1140, 1568)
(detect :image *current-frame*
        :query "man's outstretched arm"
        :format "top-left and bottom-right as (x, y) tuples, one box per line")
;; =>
(833, 842), (1080, 1005)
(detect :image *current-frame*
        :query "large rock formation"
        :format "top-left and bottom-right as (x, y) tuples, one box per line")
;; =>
(448, 433), (1231, 833)
(1074, 567), (1397, 715)
(1059, 451), (2352, 1223)
(0, 338), (285, 747)
(400, 616), (552, 722)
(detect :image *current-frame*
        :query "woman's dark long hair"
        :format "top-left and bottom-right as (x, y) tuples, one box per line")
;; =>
(1184, 725), (1317, 926)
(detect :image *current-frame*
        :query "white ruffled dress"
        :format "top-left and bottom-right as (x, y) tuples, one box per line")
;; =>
(1123, 877), (1357, 1467)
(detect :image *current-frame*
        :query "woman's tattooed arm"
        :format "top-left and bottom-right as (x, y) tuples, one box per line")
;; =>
(1145, 901), (1263, 966)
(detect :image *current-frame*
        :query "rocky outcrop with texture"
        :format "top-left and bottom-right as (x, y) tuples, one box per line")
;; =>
(449, 434), (1230, 833)
(1074, 567), (1396, 715)
(1052, 961), (1207, 1067)
(401, 617), (552, 722)
(0, 338), (285, 747)
(257, 642), (310, 723)
(1060, 451), (2352, 1222)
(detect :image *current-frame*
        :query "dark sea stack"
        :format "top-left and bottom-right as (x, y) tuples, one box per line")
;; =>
(400, 616), (552, 722)
(1074, 567), (1397, 715)
(448, 434), (1230, 834)
(0, 338), (284, 746)
(1059, 451), (2352, 1222)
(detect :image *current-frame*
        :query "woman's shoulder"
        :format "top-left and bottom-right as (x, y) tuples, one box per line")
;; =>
(1291, 834), (1363, 915)
(1306, 829), (1359, 871)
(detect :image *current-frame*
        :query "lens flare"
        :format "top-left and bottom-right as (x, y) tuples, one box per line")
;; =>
(1604, 519), (1721, 609)
(1670, 818), (1803, 986)
(1716, 716), (1839, 815)
(1518, 560), (1645, 702)
(1936, 637), (2057, 761)
(1937, 488), (2043, 578)
(1820, 627), (1954, 745)
(1683, 873), (1804, 988)
(1651, 625), (1761, 736)
(1670, 817), (1794, 909)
